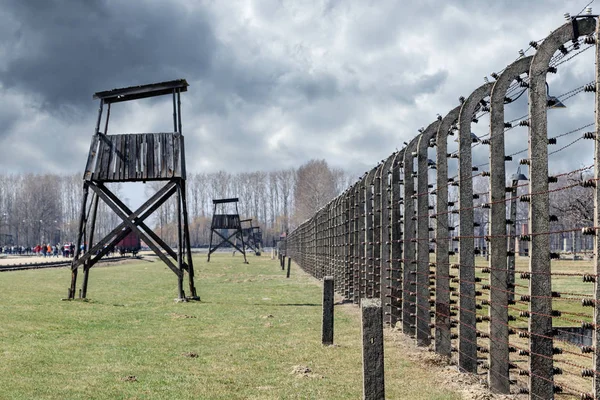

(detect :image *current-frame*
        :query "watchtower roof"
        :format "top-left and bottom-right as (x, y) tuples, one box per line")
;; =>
(93, 79), (189, 104)
(212, 198), (239, 204)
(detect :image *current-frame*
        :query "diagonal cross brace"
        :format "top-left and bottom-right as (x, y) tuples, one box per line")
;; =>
(72, 181), (177, 269)
(209, 229), (246, 255)
(84, 184), (178, 270)
(88, 182), (182, 277)
(98, 182), (189, 271)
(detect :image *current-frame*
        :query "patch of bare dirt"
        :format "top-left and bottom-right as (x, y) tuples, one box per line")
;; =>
(120, 375), (137, 382)
(169, 313), (196, 319)
(387, 326), (523, 400)
(182, 352), (199, 358)
(290, 365), (323, 379)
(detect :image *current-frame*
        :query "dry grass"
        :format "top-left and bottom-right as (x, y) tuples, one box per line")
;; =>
(0, 253), (461, 400)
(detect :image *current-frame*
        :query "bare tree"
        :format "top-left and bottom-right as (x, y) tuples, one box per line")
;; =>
(293, 159), (337, 226)
(277, 168), (295, 232)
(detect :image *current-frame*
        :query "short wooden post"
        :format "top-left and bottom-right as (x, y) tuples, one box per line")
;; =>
(281, 255), (285, 270)
(271, 248), (275, 260)
(286, 257), (291, 278)
(361, 298), (384, 400)
(322, 276), (334, 345)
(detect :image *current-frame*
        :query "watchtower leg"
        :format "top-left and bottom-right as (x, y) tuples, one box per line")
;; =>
(239, 226), (248, 264)
(180, 180), (198, 299)
(207, 204), (216, 262)
(176, 183), (185, 300)
(70, 182), (90, 299)
(81, 192), (99, 299)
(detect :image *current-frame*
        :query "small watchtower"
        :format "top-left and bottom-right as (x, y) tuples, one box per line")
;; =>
(208, 198), (247, 263)
(240, 218), (256, 253)
(239, 219), (261, 255)
(68, 79), (198, 301)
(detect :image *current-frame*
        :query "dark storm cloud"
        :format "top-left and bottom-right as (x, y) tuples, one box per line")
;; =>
(0, 0), (216, 112)
(0, 0), (597, 190)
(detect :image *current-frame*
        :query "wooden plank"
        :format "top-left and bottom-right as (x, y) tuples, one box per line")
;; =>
(94, 138), (104, 180)
(124, 135), (131, 181)
(131, 135), (137, 180)
(168, 133), (175, 178)
(147, 134), (155, 179)
(130, 135), (136, 180)
(142, 135), (148, 180)
(94, 137), (104, 180)
(165, 133), (171, 178)
(173, 133), (179, 178)
(179, 134), (186, 180)
(160, 133), (167, 178)
(119, 134), (126, 181)
(136, 135), (142, 179)
(85, 134), (99, 181)
(100, 135), (113, 181)
(154, 133), (161, 179)
(112, 134), (121, 181)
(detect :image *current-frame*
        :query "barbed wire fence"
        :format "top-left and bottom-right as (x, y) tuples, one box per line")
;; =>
(285, 14), (600, 400)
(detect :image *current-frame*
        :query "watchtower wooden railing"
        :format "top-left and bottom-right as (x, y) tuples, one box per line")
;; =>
(208, 198), (247, 263)
(68, 79), (198, 301)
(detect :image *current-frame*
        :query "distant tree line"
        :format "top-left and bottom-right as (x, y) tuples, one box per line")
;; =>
(0, 159), (348, 248)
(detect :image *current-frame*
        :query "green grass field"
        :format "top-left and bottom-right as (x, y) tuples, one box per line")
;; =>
(0, 254), (460, 400)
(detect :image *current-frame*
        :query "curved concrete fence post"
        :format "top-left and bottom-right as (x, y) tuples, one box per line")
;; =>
(325, 204), (330, 277)
(389, 150), (405, 326)
(331, 200), (336, 280)
(488, 55), (533, 394)
(379, 153), (396, 322)
(416, 120), (441, 346)
(594, 21), (600, 400)
(373, 163), (384, 298)
(316, 208), (322, 279)
(458, 81), (493, 373)
(528, 17), (596, 399)
(331, 198), (338, 287)
(347, 183), (358, 300)
(365, 167), (378, 298)
(402, 136), (421, 336)
(351, 182), (360, 303)
(313, 213), (318, 278)
(346, 188), (353, 298)
(343, 188), (350, 297)
(326, 203), (330, 277)
(434, 105), (461, 357)
(355, 176), (366, 304)
(334, 197), (339, 286)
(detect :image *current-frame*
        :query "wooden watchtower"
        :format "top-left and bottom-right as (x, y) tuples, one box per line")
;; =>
(239, 219), (260, 255)
(240, 218), (256, 253)
(208, 198), (247, 263)
(68, 79), (198, 301)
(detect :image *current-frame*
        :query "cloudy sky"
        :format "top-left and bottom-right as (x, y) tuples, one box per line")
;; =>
(0, 0), (597, 202)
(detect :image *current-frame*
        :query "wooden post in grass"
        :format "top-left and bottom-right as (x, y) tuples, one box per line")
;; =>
(286, 257), (291, 278)
(281, 255), (285, 270)
(322, 276), (334, 345)
(361, 298), (384, 400)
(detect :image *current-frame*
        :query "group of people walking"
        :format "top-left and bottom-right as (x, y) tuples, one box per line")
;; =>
(33, 243), (75, 258)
